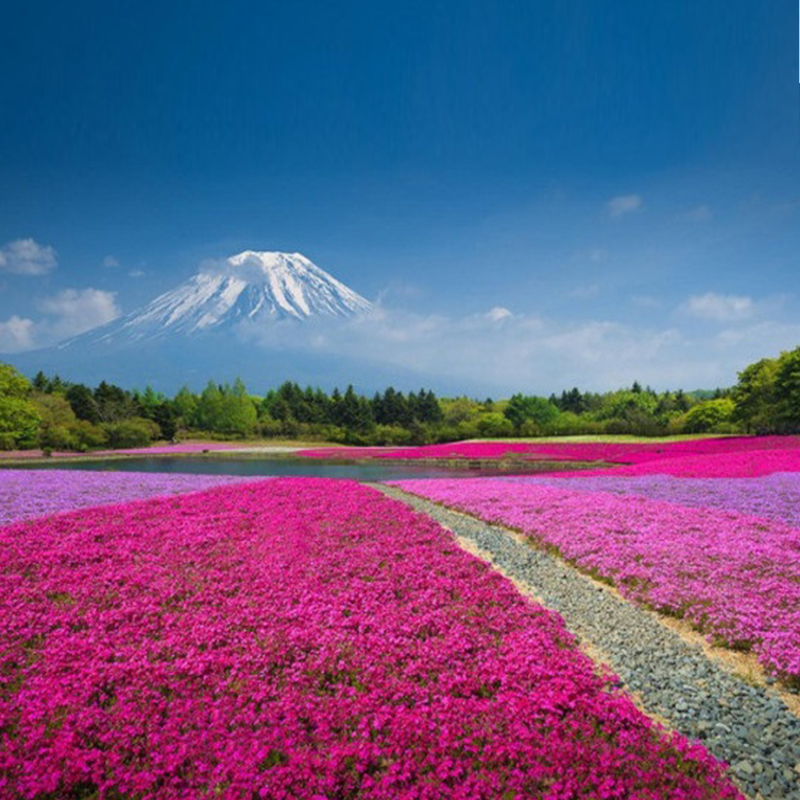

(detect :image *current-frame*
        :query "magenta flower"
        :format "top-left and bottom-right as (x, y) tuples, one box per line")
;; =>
(0, 479), (740, 798)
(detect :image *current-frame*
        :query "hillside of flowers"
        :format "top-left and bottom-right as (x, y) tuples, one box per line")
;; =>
(549, 448), (800, 479)
(0, 478), (741, 799)
(396, 478), (800, 685)
(299, 435), (800, 466)
(0, 469), (250, 526)
(509, 472), (800, 528)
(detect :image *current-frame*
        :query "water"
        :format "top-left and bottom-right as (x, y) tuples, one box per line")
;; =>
(14, 456), (559, 482)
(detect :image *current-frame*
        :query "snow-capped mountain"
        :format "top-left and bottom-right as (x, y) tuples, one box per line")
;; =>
(63, 251), (371, 346)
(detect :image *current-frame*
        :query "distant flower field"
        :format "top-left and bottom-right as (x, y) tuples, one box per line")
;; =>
(507, 472), (800, 528)
(396, 478), (800, 684)
(0, 469), (249, 525)
(299, 435), (800, 469)
(0, 479), (741, 799)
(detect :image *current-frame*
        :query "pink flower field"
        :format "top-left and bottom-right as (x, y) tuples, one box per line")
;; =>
(510, 472), (800, 527)
(0, 469), (250, 526)
(299, 435), (800, 470)
(551, 448), (800, 478)
(0, 478), (741, 799)
(396, 478), (800, 684)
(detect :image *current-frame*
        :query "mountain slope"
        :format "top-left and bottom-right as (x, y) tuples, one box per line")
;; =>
(63, 251), (371, 347)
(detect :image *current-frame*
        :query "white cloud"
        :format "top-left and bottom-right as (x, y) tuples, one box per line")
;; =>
(102, 255), (120, 268)
(0, 288), (121, 353)
(0, 316), (36, 352)
(606, 194), (643, 218)
(128, 269), (145, 279)
(35, 289), (120, 335)
(232, 296), (800, 393)
(0, 238), (57, 276)
(680, 292), (754, 322)
(485, 306), (513, 321)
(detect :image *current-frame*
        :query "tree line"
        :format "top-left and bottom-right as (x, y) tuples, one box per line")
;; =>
(0, 344), (798, 451)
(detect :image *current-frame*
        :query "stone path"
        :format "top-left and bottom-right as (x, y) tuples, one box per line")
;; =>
(377, 485), (800, 800)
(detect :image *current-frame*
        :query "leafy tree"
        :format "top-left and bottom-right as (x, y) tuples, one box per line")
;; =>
(32, 393), (79, 449)
(682, 398), (736, 433)
(477, 412), (514, 437)
(441, 397), (482, 426)
(66, 384), (101, 423)
(32, 370), (49, 392)
(103, 417), (160, 448)
(774, 346), (800, 432)
(196, 381), (224, 430)
(415, 389), (443, 423)
(374, 387), (410, 426)
(172, 386), (199, 429)
(94, 381), (135, 423)
(595, 389), (658, 420)
(504, 394), (560, 432)
(0, 363), (40, 449)
(558, 387), (587, 414)
(731, 357), (779, 433)
(335, 385), (374, 435)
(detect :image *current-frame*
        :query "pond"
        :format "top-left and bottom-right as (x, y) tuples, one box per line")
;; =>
(14, 456), (565, 482)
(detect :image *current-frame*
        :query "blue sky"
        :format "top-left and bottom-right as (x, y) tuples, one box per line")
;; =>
(1, 0), (798, 392)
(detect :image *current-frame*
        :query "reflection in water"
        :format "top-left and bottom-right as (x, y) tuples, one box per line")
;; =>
(16, 456), (562, 482)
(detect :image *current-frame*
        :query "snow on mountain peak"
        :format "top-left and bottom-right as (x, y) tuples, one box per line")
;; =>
(63, 250), (372, 347)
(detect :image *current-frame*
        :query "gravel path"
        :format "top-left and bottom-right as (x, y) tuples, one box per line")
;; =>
(377, 485), (800, 800)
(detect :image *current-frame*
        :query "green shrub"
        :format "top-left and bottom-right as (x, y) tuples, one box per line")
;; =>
(102, 417), (160, 449)
(373, 425), (413, 446)
(682, 398), (736, 433)
(476, 413), (514, 437)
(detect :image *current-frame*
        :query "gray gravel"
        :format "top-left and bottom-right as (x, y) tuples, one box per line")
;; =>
(377, 485), (800, 800)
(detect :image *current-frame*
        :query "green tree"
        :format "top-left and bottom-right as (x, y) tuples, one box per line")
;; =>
(504, 394), (560, 433)
(774, 346), (800, 432)
(477, 412), (514, 437)
(94, 381), (135, 423)
(33, 392), (79, 449)
(0, 364), (41, 449)
(731, 357), (779, 433)
(682, 398), (736, 433)
(195, 381), (224, 430)
(66, 384), (101, 423)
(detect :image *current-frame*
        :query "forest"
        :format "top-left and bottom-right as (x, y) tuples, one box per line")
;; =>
(0, 344), (798, 451)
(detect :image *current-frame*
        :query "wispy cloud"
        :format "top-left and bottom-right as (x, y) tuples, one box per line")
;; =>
(0, 316), (36, 352)
(606, 194), (643, 218)
(0, 288), (121, 353)
(679, 204), (712, 222)
(680, 292), (754, 322)
(235, 303), (799, 393)
(0, 238), (57, 276)
(485, 306), (514, 321)
(102, 255), (121, 268)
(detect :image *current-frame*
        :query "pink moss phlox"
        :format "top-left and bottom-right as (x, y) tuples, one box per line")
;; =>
(396, 478), (800, 683)
(299, 436), (800, 472)
(0, 469), (251, 526)
(0, 478), (741, 798)
(545, 448), (800, 479)
(508, 473), (800, 528)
